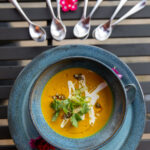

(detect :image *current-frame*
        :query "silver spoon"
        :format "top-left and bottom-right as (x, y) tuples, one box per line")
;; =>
(73, 0), (103, 39)
(9, 0), (46, 42)
(46, 0), (66, 41)
(93, 0), (147, 41)
(93, 0), (127, 41)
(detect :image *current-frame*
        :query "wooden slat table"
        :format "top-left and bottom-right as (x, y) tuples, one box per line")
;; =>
(0, 0), (150, 149)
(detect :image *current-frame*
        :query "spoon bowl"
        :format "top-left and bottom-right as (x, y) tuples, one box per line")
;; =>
(73, 0), (103, 39)
(29, 24), (46, 42)
(9, 0), (46, 42)
(73, 17), (91, 38)
(93, 23), (112, 41)
(93, 0), (146, 41)
(51, 18), (66, 41)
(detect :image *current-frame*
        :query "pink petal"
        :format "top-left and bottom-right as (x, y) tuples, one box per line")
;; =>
(62, 6), (69, 12)
(70, 4), (77, 11)
(29, 139), (36, 148)
(68, 4), (72, 8)
(112, 67), (123, 79)
(60, 0), (67, 6)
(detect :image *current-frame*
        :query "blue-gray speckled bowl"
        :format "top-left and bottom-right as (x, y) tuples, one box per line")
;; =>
(29, 50), (136, 149)
(8, 44), (145, 150)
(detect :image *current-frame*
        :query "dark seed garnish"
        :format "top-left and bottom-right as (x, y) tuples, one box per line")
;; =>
(52, 94), (66, 100)
(63, 112), (72, 119)
(73, 73), (84, 80)
(95, 103), (101, 108)
(52, 96), (56, 99)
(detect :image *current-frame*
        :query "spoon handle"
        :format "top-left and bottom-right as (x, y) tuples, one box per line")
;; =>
(57, 0), (61, 20)
(89, 0), (103, 18)
(46, 0), (56, 19)
(9, 0), (32, 24)
(113, 0), (147, 26)
(83, 0), (88, 18)
(110, 0), (128, 21)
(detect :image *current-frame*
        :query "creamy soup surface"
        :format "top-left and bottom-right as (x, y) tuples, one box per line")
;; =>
(41, 68), (113, 138)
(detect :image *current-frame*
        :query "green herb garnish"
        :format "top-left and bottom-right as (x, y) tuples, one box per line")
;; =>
(50, 87), (90, 127)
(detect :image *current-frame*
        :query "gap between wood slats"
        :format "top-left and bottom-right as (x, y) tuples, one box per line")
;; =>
(0, 62), (150, 80)
(120, 57), (150, 63)
(0, 99), (8, 105)
(137, 76), (150, 82)
(0, 119), (8, 126)
(0, 25), (150, 41)
(0, 6), (149, 21)
(0, 139), (14, 145)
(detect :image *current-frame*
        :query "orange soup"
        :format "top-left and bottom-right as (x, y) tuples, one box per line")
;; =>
(41, 68), (113, 138)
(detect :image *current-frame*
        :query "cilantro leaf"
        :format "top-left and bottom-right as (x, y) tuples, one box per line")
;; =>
(80, 103), (90, 114)
(51, 99), (63, 111)
(70, 114), (78, 127)
(52, 111), (60, 121)
(75, 113), (82, 121)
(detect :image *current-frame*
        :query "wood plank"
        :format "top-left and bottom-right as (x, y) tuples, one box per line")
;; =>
(144, 120), (150, 133)
(0, 126), (11, 139)
(0, 6), (149, 21)
(0, 44), (150, 61)
(66, 25), (150, 39)
(140, 82), (150, 95)
(98, 44), (150, 57)
(0, 27), (49, 41)
(0, 106), (7, 119)
(146, 101), (150, 114)
(0, 46), (52, 60)
(127, 63), (150, 75)
(0, 66), (23, 80)
(0, 146), (17, 150)
(0, 86), (12, 99)
(137, 140), (150, 150)
(0, 25), (150, 41)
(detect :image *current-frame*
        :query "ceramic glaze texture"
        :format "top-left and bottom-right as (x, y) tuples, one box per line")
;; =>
(8, 45), (145, 150)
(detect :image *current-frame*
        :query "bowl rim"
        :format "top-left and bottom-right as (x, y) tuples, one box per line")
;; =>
(29, 55), (127, 150)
